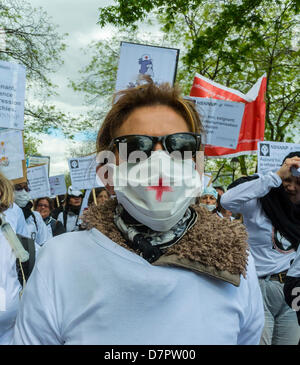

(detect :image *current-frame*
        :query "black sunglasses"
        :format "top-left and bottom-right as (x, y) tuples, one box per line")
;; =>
(110, 132), (201, 160)
(14, 184), (30, 192)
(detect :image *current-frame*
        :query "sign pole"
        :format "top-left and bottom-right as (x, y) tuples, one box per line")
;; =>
(92, 188), (97, 205)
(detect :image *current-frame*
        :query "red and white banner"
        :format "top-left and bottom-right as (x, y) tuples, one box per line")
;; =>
(190, 73), (267, 158)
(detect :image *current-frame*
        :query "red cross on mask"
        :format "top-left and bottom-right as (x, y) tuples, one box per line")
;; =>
(146, 178), (173, 202)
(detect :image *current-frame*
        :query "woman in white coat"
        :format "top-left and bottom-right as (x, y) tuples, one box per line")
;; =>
(0, 173), (24, 344)
(221, 152), (300, 345)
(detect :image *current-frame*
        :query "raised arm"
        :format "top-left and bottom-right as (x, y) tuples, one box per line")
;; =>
(221, 171), (282, 214)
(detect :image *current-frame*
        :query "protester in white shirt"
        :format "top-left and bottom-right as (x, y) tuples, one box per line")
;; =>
(221, 152), (300, 345)
(3, 203), (29, 238)
(0, 173), (22, 345)
(13, 79), (264, 345)
(14, 182), (52, 255)
(57, 186), (83, 232)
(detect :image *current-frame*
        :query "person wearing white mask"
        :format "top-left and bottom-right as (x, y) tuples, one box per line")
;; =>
(13, 182), (52, 255)
(14, 79), (264, 345)
(198, 186), (218, 212)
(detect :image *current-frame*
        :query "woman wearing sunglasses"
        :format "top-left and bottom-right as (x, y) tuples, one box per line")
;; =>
(14, 79), (264, 345)
(221, 152), (300, 345)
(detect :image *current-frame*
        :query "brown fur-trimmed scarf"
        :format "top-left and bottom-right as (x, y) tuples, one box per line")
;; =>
(82, 199), (249, 287)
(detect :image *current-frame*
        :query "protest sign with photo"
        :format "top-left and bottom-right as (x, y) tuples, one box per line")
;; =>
(0, 60), (26, 130)
(188, 97), (245, 149)
(68, 155), (101, 190)
(257, 141), (300, 174)
(115, 42), (179, 92)
(49, 174), (67, 196)
(27, 164), (50, 200)
(190, 73), (267, 158)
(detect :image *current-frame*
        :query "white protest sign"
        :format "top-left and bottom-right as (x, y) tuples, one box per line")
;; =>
(189, 97), (245, 149)
(0, 129), (24, 166)
(115, 42), (179, 92)
(68, 155), (100, 190)
(0, 60), (26, 130)
(257, 141), (300, 174)
(0, 159), (24, 181)
(49, 174), (67, 196)
(27, 164), (50, 199)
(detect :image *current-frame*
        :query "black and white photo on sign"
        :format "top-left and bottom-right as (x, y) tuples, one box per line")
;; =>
(0, 60), (26, 130)
(115, 42), (179, 92)
(260, 143), (270, 157)
(257, 141), (300, 174)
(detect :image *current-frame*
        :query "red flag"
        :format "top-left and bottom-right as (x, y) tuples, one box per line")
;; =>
(190, 74), (267, 158)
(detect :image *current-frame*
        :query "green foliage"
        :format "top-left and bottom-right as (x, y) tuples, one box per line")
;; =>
(23, 132), (41, 156)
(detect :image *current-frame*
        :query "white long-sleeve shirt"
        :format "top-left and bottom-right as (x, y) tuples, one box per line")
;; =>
(3, 203), (29, 238)
(25, 211), (52, 255)
(13, 229), (264, 345)
(57, 211), (79, 232)
(221, 171), (296, 277)
(288, 245), (300, 278)
(0, 233), (21, 345)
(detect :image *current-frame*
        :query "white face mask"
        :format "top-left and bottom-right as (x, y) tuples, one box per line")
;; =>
(200, 203), (216, 212)
(14, 189), (31, 208)
(107, 151), (202, 232)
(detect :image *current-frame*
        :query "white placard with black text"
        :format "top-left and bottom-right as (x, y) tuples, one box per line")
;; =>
(0, 60), (26, 130)
(49, 174), (67, 196)
(68, 155), (101, 190)
(27, 164), (51, 199)
(257, 141), (300, 174)
(189, 97), (245, 149)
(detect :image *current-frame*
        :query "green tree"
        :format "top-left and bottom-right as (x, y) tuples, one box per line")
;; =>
(0, 0), (92, 153)
(97, 0), (300, 176)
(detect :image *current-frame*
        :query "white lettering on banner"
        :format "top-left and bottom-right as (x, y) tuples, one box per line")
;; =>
(0, 287), (6, 311)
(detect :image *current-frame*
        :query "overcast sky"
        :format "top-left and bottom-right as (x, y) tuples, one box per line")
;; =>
(28, 0), (117, 175)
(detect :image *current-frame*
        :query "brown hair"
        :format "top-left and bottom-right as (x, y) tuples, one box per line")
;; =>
(96, 78), (203, 153)
(33, 197), (54, 211)
(88, 187), (110, 206)
(0, 172), (14, 213)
